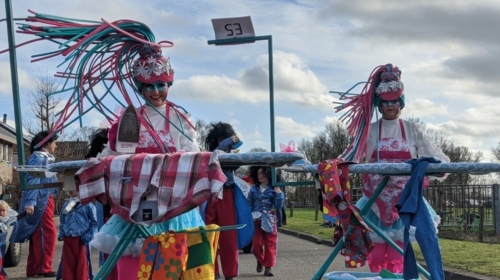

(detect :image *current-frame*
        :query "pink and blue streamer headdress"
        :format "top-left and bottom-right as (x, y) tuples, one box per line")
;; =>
(333, 64), (404, 163)
(1, 10), (193, 150)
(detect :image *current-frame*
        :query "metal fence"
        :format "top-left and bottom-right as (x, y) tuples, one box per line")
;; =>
(287, 183), (500, 235)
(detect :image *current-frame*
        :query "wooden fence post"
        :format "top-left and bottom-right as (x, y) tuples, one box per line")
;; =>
(290, 202), (294, 218)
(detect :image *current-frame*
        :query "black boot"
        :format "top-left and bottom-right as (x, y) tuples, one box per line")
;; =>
(264, 267), (274, 277)
(256, 261), (263, 273)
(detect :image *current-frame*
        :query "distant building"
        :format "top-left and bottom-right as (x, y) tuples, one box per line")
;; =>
(0, 114), (30, 195)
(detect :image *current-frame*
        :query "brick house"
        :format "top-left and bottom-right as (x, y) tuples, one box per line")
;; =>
(0, 114), (30, 195)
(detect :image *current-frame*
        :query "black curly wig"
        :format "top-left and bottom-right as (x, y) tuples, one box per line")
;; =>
(204, 121), (236, 152)
(85, 128), (109, 159)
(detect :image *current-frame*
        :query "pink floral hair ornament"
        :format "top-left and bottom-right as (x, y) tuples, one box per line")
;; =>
(375, 65), (404, 101)
(131, 45), (174, 85)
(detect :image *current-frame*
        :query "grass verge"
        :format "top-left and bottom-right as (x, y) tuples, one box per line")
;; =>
(285, 208), (500, 278)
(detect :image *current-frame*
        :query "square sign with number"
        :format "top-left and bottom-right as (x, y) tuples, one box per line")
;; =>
(211, 16), (255, 42)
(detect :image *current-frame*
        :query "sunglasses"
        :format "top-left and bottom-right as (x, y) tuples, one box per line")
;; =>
(143, 82), (167, 92)
(381, 100), (400, 107)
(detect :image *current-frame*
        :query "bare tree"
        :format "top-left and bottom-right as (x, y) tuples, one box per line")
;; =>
(22, 74), (63, 136)
(194, 119), (209, 151)
(491, 142), (500, 162)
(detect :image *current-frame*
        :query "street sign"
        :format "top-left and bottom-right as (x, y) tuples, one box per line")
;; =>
(211, 16), (255, 44)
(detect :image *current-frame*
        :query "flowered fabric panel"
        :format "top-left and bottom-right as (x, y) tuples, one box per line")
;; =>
(318, 159), (374, 268)
(137, 225), (220, 280)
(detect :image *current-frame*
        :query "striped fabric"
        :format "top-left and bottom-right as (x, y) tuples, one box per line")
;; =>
(75, 152), (226, 226)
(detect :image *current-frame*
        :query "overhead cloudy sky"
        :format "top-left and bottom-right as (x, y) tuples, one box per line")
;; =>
(1, 0), (500, 161)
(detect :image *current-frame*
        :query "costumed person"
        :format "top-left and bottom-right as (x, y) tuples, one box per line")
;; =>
(88, 49), (207, 279)
(57, 190), (97, 280)
(0, 200), (17, 280)
(335, 64), (449, 273)
(4, 12), (224, 280)
(247, 166), (284, 277)
(11, 131), (58, 277)
(203, 122), (253, 280)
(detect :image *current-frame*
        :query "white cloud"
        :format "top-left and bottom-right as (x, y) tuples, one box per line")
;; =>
(0, 63), (32, 95)
(174, 51), (334, 108)
(404, 98), (449, 119)
(275, 116), (320, 139)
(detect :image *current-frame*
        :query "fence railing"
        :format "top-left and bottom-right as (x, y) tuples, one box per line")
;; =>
(287, 183), (500, 237)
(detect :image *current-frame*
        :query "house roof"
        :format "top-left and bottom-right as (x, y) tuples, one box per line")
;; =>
(0, 122), (30, 145)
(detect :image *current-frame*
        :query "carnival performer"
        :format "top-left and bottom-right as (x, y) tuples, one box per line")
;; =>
(11, 131), (58, 277)
(335, 64), (449, 273)
(247, 166), (284, 277)
(57, 190), (97, 280)
(203, 122), (253, 280)
(89, 50), (208, 279)
(5, 12), (223, 280)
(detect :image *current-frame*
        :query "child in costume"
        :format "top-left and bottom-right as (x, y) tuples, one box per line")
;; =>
(203, 122), (253, 280)
(57, 190), (97, 280)
(11, 131), (59, 277)
(0, 200), (17, 280)
(247, 166), (284, 277)
(335, 64), (449, 273)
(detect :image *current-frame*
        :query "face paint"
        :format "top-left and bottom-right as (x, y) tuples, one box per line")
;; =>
(143, 82), (168, 92)
(380, 100), (400, 107)
(141, 82), (169, 107)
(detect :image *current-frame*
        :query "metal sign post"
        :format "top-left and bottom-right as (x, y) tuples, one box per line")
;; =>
(3, 0), (26, 189)
(208, 16), (283, 185)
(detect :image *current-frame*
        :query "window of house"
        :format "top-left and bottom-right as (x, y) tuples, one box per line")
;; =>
(0, 143), (3, 160)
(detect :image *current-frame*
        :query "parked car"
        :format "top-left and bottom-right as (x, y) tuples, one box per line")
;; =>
(0, 194), (22, 267)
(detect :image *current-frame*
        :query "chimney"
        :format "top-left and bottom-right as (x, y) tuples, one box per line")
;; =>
(2, 114), (6, 124)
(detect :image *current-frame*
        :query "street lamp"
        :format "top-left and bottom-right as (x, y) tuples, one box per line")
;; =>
(207, 16), (282, 185)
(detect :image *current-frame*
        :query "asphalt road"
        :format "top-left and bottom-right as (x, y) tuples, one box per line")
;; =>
(4, 222), (371, 280)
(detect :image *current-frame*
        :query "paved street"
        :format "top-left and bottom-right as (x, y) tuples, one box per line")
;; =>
(5, 227), (370, 280)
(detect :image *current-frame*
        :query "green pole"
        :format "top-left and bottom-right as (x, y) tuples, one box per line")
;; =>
(268, 36), (275, 153)
(4, 0), (26, 189)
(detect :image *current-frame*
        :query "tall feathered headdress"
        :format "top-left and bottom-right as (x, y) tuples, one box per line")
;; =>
(1, 10), (192, 150)
(333, 64), (405, 162)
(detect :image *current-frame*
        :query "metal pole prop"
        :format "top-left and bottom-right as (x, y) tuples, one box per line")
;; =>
(4, 0), (26, 189)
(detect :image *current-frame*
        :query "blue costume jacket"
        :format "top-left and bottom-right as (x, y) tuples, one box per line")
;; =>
(396, 157), (444, 280)
(11, 151), (59, 243)
(59, 199), (97, 245)
(247, 184), (284, 233)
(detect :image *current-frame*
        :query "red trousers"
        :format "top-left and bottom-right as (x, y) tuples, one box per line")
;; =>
(61, 237), (89, 280)
(27, 196), (57, 277)
(368, 241), (404, 273)
(252, 220), (277, 268)
(205, 188), (239, 278)
(0, 247), (5, 280)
